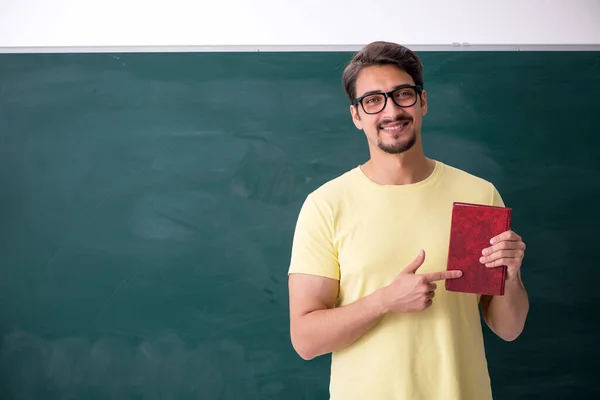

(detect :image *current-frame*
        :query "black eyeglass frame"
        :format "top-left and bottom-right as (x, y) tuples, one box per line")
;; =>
(352, 84), (424, 115)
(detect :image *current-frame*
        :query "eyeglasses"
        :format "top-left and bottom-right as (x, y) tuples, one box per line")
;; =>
(352, 85), (423, 114)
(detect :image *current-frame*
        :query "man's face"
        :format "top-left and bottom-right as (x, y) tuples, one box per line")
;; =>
(350, 64), (427, 155)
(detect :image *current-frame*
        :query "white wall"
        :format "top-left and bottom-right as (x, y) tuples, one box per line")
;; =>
(1, 0), (599, 51)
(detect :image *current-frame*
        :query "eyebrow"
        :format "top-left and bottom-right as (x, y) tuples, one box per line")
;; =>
(357, 83), (414, 99)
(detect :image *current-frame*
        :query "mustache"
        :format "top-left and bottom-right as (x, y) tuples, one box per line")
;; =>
(377, 115), (413, 130)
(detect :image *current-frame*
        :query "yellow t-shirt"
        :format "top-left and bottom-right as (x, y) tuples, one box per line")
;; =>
(288, 160), (505, 400)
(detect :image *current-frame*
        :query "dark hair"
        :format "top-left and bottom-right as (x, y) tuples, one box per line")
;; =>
(342, 41), (424, 102)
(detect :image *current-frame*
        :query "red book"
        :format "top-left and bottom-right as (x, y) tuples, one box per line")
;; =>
(445, 202), (512, 296)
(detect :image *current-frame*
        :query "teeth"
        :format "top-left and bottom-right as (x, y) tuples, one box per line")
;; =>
(383, 121), (409, 131)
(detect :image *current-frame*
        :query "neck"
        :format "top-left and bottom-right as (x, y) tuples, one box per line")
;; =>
(360, 146), (435, 186)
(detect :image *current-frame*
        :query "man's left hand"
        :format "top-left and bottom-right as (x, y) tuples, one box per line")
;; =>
(480, 230), (526, 281)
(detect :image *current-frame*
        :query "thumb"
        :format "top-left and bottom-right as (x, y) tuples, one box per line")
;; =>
(401, 250), (425, 275)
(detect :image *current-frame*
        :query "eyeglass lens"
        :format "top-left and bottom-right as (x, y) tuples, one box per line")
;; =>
(361, 87), (417, 114)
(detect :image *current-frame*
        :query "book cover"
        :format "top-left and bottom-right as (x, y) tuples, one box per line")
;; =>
(445, 202), (512, 296)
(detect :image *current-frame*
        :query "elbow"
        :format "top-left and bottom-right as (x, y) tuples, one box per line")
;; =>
(290, 333), (318, 360)
(499, 332), (521, 342)
(291, 338), (317, 360)
(295, 347), (317, 361)
(484, 312), (528, 342)
(490, 323), (525, 342)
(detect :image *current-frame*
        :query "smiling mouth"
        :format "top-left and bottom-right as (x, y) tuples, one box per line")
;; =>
(380, 120), (410, 133)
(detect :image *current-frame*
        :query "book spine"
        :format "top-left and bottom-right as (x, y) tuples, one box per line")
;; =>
(499, 209), (512, 295)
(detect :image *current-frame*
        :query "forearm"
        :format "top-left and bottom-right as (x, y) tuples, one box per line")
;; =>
(486, 272), (529, 341)
(291, 290), (386, 360)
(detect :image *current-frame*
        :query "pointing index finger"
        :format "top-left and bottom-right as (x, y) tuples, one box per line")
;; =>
(424, 269), (463, 282)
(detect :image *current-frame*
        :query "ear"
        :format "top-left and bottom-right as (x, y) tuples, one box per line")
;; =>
(350, 104), (363, 130)
(420, 90), (428, 116)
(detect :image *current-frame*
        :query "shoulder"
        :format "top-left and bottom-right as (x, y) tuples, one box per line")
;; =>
(439, 161), (495, 188)
(291, 167), (362, 226)
(437, 161), (503, 206)
(303, 167), (361, 206)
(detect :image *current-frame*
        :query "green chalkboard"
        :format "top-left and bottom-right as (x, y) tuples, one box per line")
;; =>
(1, 50), (599, 399)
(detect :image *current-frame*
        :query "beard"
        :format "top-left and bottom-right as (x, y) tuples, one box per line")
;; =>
(376, 115), (416, 154)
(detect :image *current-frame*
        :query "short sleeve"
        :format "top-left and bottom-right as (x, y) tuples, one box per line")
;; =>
(288, 194), (340, 280)
(490, 184), (505, 207)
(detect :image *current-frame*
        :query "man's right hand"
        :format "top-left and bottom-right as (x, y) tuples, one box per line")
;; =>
(380, 249), (463, 313)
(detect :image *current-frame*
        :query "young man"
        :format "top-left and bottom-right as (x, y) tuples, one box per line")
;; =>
(287, 41), (529, 400)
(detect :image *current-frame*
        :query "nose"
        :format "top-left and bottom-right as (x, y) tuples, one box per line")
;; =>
(381, 95), (404, 117)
